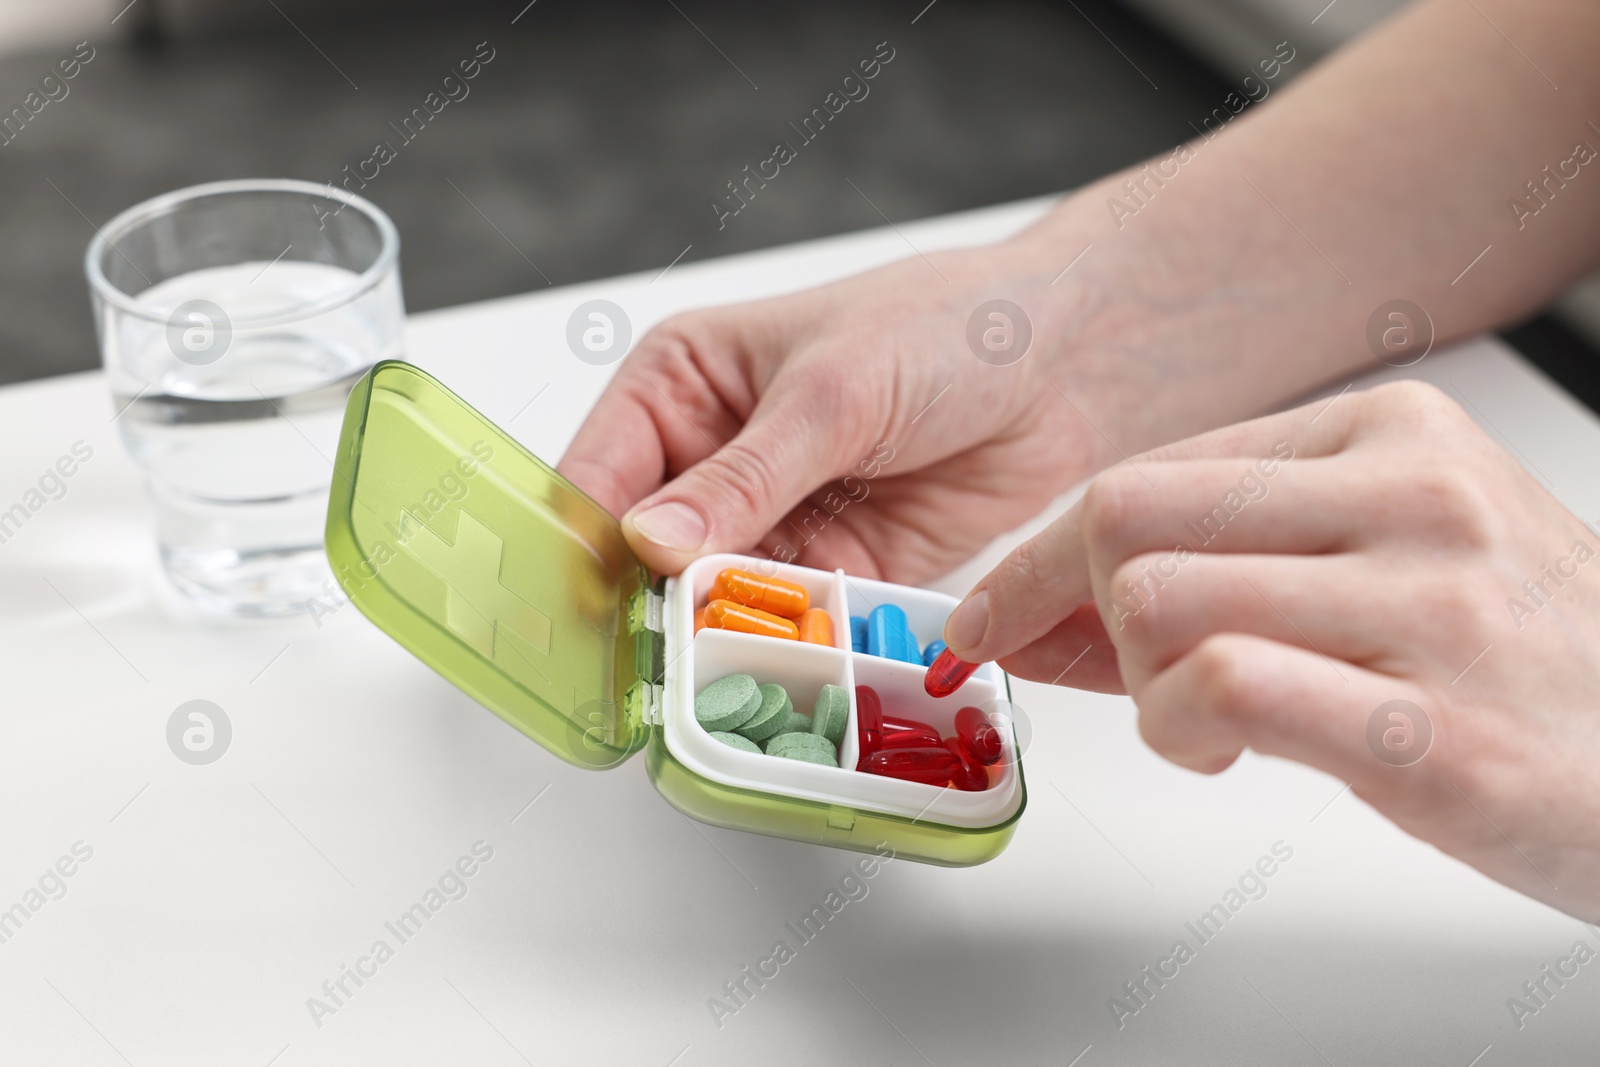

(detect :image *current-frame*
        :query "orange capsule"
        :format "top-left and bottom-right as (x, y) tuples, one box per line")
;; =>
(693, 607), (708, 633)
(797, 608), (834, 646)
(704, 598), (799, 640)
(709, 568), (809, 619)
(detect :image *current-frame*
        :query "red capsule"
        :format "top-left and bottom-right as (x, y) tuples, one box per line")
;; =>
(945, 737), (990, 792)
(864, 745), (960, 786)
(955, 706), (1003, 765)
(880, 731), (941, 751)
(854, 685), (884, 772)
(925, 646), (981, 698)
(881, 715), (942, 748)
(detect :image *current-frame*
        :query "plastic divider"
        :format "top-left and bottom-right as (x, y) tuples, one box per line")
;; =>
(833, 568), (859, 772)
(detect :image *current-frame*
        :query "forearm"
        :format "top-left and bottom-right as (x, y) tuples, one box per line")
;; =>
(1013, 0), (1600, 457)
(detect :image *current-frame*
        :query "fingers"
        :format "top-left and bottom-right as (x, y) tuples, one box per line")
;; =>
(943, 397), (1359, 664)
(1103, 552), (1392, 689)
(943, 503), (1089, 664)
(558, 384), (670, 519)
(994, 548), (1395, 697)
(1134, 632), (1425, 784)
(995, 603), (1126, 694)
(558, 312), (757, 519)
(561, 304), (859, 577)
(1129, 387), (1355, 467)
(945, 386), (1404, 669)
(944, 453), (1351, 666)
(1078, 455), (1365, 566)
(620, 362), (869, 575)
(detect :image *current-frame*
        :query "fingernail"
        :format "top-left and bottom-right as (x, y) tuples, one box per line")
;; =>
(628, 501), (708, 553)
(945, 590), (990, 653)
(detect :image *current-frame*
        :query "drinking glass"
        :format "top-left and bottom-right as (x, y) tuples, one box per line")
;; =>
(85, 179), (404, 616)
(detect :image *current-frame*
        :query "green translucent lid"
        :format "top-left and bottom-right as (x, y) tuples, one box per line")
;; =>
(325, 361), (656, 769)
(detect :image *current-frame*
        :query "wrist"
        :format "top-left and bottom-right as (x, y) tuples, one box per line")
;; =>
(996, 165), (1375, 461)
(982, 188), (1225, 468)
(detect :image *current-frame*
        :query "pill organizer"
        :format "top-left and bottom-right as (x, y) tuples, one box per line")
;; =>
(325, 361), (1027, 866)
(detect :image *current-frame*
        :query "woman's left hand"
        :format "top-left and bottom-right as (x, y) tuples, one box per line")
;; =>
(944, 381), (1600, 921)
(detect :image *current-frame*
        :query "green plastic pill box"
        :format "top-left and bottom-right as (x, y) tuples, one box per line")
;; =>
(325, 361), (1027, 866)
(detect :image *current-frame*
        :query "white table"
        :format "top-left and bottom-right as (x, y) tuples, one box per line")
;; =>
(3, 198), (1597, 1066)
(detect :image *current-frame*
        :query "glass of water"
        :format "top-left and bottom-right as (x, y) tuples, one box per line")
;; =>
(85, 179), (404, 616)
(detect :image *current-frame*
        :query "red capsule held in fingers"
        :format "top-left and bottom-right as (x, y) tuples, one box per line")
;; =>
(864, 745), (960, 786)
(881, 715), (942, 748)
(854, 685), (884, 771)
(955, 705), (1003, 765)
(925, 646), (981, 698)
(945, 737), (990, 792)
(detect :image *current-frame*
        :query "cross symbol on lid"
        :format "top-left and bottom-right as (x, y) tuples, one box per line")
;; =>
(403, 508), (553, 661)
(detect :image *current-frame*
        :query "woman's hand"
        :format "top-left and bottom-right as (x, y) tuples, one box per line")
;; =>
(558, 233), (1113, 583)
(557, 0), (1600, 591)
(946, 381), (1600, 920)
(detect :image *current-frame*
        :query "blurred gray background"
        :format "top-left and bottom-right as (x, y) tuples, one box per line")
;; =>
(1, 0), (1596, 405)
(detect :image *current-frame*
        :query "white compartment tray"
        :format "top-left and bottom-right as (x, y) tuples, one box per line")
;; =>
(663, 553), (1023, 830)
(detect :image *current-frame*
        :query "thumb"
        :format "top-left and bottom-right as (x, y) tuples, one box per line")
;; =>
(621, 372), (858, 575)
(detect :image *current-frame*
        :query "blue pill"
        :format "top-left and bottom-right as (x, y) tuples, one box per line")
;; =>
(923, 639), (947, 666)
(850, 616), (868, 652)
(865, 605), (895, 657)
(867, 604), (914, 661)
(901, 628), (923, 664)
